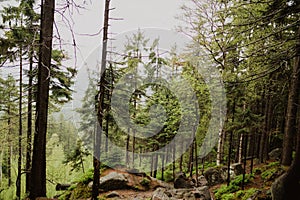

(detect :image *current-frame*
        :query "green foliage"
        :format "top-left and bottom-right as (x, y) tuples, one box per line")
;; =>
(236, 188), (258, 200)
(140, 177), (151, 187)
(63, 139), (90, 172)
(69, 183), (91, 200)
(261, 168), (277, 181)
(74, 169), (94, 184)
(214, 174), (254, 200)
(214, 184), (239, 200)
(230, 174), (254, 187)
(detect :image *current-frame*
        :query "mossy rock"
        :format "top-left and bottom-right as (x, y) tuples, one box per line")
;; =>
(69, 183), (92, 200)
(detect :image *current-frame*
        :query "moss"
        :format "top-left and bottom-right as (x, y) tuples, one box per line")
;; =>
(214, 184), (239, 200)
(140, 177), (151, 187)
(236, 188), (258, 200)
(69, 183), (92, 200)
(74, 169), (93, 184)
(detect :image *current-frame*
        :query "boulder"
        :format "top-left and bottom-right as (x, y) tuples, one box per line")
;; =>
(152, 188), (170, 200)
(174, 172), (193, 189)
(268, 148), (282, 161)
(99, 172), (129, 191)
(106, 191), (121, 198)
(151, 186), (211, 200)
(230, 163), (244, 176)
(204, 168), (224, 186)
(204, 163), (244, 186)
(197, 175), (208, 186)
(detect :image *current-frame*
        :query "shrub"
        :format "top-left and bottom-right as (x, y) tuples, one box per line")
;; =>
(236, 188), (258, 200)
(140, 178), (151, 187)
(261, 168), (277, 180)
(230, 174), (254, 186)
(214, 184), (239, 200)
(74, 169), (93, 184)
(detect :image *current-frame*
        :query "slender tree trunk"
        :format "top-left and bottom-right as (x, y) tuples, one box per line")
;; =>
(7, 107), (12, 187)
(281, 34), (300, 166)
(26, 47), (34, 194)
(29, 0), (55, 198)
(241, 133), (248, 190)
(126, 133), (130, 167)
(227, 99), (235, 185)
(188, 141), (194, 178)
(172, 142), (176, 180)
(16, 44), (23, 200)
(217, 132), (223, 166)
(271, 27), (300, 200)
(92, 1), (110, 199)
(0, 148), (3, 186)
(161, 152), (165, 181)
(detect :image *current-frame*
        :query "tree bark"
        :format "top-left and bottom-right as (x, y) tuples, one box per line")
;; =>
(272, 26), (300, 200)
(29, 0), (55, 198)
(26, 48), (33, 194)
(281, 28), (300, 166)
(92, 1), (110, 199)
(16, 44), (23, 200)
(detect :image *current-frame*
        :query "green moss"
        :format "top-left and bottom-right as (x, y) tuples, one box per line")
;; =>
(69, 183), (91, 200)
(214, 184), (239, 200)
(74, 169), (93, 184)
(230, 174), (254, 186)
(236, 188), (258, 200)
(220, 193), (235, 200)
(140, 177), (151, 187)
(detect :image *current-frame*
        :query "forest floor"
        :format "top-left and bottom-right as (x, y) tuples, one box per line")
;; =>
(59, 159), (282, 200)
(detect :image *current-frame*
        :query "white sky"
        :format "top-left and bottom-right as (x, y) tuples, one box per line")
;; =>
(55, 0), (186, 67)
(0, 0), (190, 121)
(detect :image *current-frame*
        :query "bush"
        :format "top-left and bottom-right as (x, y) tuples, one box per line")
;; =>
(163, 169), (174, 182)
(214, 184), (239, 200)
(74, 169), (93, 184)
(140, 177), (151, 187)
(261, 168), (277, 180)
(230, 174), (253, 186)
(236, 188), (258, 200)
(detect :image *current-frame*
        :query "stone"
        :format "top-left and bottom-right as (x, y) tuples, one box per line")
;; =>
(204, 164), (244, 186)
(151, 187), (211, 200)
(99, 172), (129, 191)
(197, 175), (208, 186)
(268, 148), (282, 161)
(230, 163), (244, 176)
(174, 172), (193, 189)
(151, 187), (170, 200)
(106, 191), (121, 198)
(204, 168), (224, 186)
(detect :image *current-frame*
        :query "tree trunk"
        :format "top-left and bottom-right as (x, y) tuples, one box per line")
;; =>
(92, 1), (110, 199)
(29, 0), (55, 198)
(281, 28), (300, 166)
(26, 47), (34, 194)
(227, 99), (235, 185)
(271, 27), (300, 200)
(16, 44), (23, 199)
(7, 106), (12, 187)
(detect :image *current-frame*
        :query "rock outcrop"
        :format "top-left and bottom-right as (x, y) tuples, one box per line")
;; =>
(204, 163), (244, 186)
(151, 186), (211, 200)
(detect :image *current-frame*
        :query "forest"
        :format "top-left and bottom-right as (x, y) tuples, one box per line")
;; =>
(0, 0), (299, 200)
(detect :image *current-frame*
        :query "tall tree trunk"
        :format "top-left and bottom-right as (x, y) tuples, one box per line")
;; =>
(92, 0), (110, 199)
(16, 44), (23, 200)
(281, 31), (300, 166)
(271, 27), (300, 200)
(227, 99), (235, 185)
(26, 46), (33, 194)
(29, 0), (55, 198)
(7, 106), (12, 187)
(238, 133), (243, 164)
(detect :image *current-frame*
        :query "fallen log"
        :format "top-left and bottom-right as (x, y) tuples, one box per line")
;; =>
(55, 183), (71, 191)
